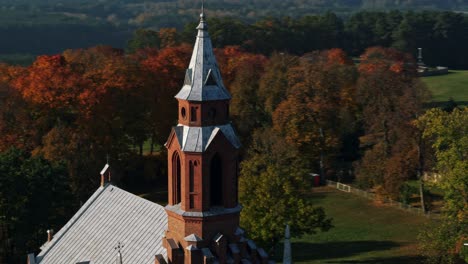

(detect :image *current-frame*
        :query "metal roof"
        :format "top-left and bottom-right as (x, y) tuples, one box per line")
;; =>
(175, 14), (231, 102)
(174, 124), (241, 153)
(35, 184), (168, 264)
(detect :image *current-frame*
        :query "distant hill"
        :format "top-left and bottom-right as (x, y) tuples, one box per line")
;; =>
(0, 0), (467, 29)
(0, 0), (467, 64)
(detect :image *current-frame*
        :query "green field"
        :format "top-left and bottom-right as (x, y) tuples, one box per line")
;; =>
(422, 70), (468, 102)
(276, 187), (430, 263)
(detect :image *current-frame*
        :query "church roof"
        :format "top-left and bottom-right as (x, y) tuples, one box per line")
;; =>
(173, 124), (241, 152)
(175, 13), (231, 102)
(35, 184), (168, 264)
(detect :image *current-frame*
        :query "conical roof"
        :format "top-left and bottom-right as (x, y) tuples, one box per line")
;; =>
(175, 13), (231, 101)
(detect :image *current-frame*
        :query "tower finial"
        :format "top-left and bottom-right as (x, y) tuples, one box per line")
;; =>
(200, 0), (205, 20)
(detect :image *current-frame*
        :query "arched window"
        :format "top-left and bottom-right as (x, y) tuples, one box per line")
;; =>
(172, 152), (181, 204)
(210, 154), (223, 206)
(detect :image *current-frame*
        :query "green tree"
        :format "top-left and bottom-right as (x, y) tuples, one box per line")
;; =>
(417, 108), (467, 217)
(126, 29), (160, 53)
(239, 129), (332, 251)
(417, 108), (468, 263)
(0, 148), (74, 263)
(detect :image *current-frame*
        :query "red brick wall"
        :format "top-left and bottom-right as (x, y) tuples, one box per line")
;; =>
(177, 99), (230, 127)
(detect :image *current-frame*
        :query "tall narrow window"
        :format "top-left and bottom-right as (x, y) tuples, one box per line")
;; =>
(210, 154), (223, 206)
(191, 107), (197, 122)
(172, 152), (181, 204)
(189, 161), (194, 193)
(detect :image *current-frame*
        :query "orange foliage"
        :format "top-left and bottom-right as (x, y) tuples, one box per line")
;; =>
(359, 46), (415, 75)
(326, 48), (353, 65)
(12, 55), (92, 109)
(216, 46), (268, 87)
(142, 44), (192, 88)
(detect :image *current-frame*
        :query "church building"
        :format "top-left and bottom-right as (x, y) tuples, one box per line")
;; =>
(27, 9), (273, 264)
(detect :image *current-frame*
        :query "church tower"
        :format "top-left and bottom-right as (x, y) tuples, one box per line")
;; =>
(157, 10), (271, 264)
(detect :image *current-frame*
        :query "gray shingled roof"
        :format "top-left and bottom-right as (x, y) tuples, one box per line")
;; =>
(175, 14), (231, 102)
(173, 124), (241, 153)
(35, 184), (167, 264)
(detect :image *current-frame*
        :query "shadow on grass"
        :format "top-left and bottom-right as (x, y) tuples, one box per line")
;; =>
(289, 241), (401, 261)
(324, 255), (425, 264)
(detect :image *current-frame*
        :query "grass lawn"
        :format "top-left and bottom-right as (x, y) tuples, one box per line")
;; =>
(276, 187), (430, 263)
(421, 70), (468, 102)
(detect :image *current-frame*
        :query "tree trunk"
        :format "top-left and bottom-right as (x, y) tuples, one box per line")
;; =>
(319, 127), (326, 184)
(382, 119), (390, 157)
(150, 132), (155, 155)
(417, 136), (426, 213)
(419, 179), (426, 214)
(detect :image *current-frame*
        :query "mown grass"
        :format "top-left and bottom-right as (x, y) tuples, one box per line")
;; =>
(275, 187), (430, 263)
(422, 70), (468, 102)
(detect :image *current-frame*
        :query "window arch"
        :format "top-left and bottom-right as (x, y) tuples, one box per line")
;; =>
(210, 154), (223, 207)
(172, 152), (181, 204)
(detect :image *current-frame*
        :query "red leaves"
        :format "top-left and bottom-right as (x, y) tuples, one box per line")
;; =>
(13, 55), (92, 109)
(326, 48), (353, 66)
(142, 44), (192, 88)
(215, 46), (267, 87)
(359, 46), (415, 75)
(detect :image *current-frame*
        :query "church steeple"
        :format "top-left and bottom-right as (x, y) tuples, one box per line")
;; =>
(161, 7), (244, 264)
(157, 7), (272, 264)
(175, 10), (230, 102)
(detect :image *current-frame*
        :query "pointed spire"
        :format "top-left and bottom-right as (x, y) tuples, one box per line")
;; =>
(175, 0), (230, 102)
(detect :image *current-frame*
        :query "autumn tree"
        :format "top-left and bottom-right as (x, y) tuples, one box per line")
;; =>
(0, 64), (40, 152)
(354, 47), (430, 197)
(210, 46), (269, 144)
(258, 52), (299, 117)
(142, 44), (193, 148)
(272, 49), (358, 179)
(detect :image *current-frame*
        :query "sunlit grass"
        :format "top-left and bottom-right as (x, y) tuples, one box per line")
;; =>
(275, 187), (430, 263)
(422, 70), (468, 102)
